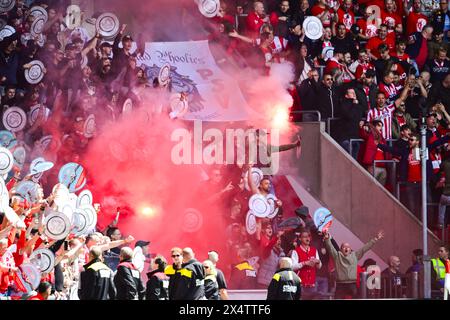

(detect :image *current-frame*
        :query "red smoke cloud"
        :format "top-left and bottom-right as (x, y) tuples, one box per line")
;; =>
(75, 0), (300, 263)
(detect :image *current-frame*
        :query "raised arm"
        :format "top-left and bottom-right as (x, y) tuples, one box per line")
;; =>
(228, 30), (254, 45)
(323, 231), (338, 260)
(416, 77), (428, 98)
(98, 235), (134, 252)
(436, 103), (450, 126)
(355, 230), (383, 260)
(81, 33), (100, 57)
(113, 24), (127, 55)
(394, 85), (410, 108)
(247, 164), (259, 195)
(270, 137), (301, 153)
(403, 0), (410, 16)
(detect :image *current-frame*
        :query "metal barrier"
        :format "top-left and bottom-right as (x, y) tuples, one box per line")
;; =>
(359, 271), (420, 299)
(317, 65), (325, 79)
(394, 183), (449, 242)
(291, 110), (322, 122)
(235, 14), (248, 32)
(349, 138), (364, 160)
(426, 202), (448, 242)
(326, 117), (340, 136)
(372, 160), (397, 180)
(386, 139), (398, 147)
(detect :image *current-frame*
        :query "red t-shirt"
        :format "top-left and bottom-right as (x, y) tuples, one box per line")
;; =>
(357, 19), (378, 38)
(311, 5), (333, 27)
(415, 37), (428, 69)
(407, 150), (421, 182)
(396, 114), (406, 127)
(246, 11), (265, 37)
(366, 36), (396, 59)
(375, 148), (385, 167)
(381, 10), (402, 27)
(28, 293), (45, 300)
(337, 9), (355, 30)
(393, 62), (407, 86)
(406, 12), (428, 36)
(391, 52), (410, 62)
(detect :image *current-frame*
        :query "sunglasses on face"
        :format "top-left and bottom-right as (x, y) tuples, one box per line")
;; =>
(172, 254), (180, 258)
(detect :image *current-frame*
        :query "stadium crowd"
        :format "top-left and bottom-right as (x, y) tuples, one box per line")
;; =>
(0, 0), (449, 300)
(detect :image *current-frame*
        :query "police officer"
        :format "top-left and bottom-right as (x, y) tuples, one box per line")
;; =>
(113, 247), (145, 300)
(431, 245), (450, 291)
(78, 246), (116, 300)
(267, 257), (302, 300)
(146, 256), (170, 300)
(165, 247), (183, 300)
(172, 248), (205, 300)
(230, 246), (258, 289)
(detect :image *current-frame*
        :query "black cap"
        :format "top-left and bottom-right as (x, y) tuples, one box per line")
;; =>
(100, 42), (112, 48)
(135, 240), (150, 248)
(295, 206), (309, 218)
(0, 32), (19, 48)
(65, 43), (77, 51)
(122, 34), (133, 42)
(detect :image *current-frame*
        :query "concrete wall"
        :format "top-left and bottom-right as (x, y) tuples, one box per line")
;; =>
(291, 122), (324, 197)
(296, 122), (440, 273)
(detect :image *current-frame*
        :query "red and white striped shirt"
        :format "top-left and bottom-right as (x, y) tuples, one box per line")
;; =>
(378, 82), (398, 105)
(366, 103), (396, 139)
(270, 36), (288, 54)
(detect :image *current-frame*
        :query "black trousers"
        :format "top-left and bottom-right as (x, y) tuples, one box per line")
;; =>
(335, 282), (358, 299)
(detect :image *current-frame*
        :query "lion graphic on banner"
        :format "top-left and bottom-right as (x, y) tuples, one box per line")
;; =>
(142, 63), (205, 113)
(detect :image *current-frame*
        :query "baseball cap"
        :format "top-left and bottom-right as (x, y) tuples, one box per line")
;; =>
(122, 34), (133, 42)
(100, 42), (112, 48)
(135, 240), (150, 248)
(65, 43), (77, 51)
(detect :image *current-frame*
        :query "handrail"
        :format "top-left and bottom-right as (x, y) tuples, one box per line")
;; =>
(372, 160), (397, 195)
(349, 139), (364, 159)
(291, 110), (322, 122)
(386, 139), (398, 147)
(326, 117), (340, 135)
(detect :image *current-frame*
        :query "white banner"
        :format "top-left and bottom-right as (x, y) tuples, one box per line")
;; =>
(136, 40), (250, 122)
